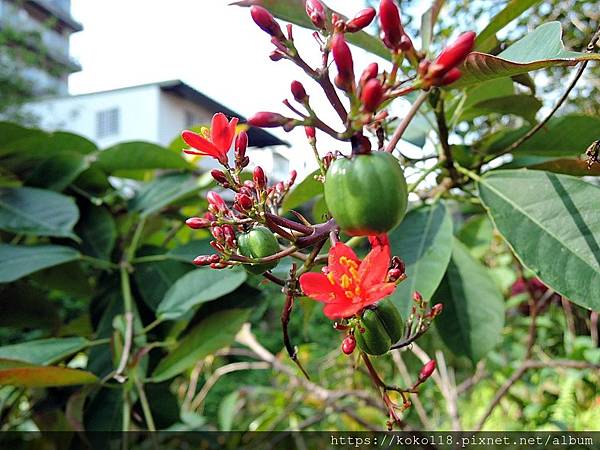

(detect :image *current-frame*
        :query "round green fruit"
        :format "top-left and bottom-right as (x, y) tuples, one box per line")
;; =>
(237, 226), (280, 274)
(324, 152), (408, 236)
(355, 299), (404, 356)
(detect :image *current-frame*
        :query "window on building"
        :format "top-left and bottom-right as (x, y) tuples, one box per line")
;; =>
(185, 111), (197, 128)
(96, 108), (120, 138)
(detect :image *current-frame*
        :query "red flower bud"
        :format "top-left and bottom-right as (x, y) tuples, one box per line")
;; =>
(248, 112), (289, 128)
(346, 7), (376, 33)
(291, 80), (308, 103)
(361, 78), (384, 113)
(305, 0), (326, 30)
(304, 126), (316, 140)
(331, 33), (354, 92)
(275, 181), (285, 193)
(417, 59), (431, 77)
(211, 169), (229, 186)
(341, 335), (356, 355)
(235, 131), (248, 158)
(387, 268), (402, 282)
(222, 224), (236, 248)
(211, 226), (224, 242)
(437, 67), (462, 86)
(412, 291), (423, 302)
(418, 360), (436, 381)
(379, 0), (405, 50)
(250, 6), (285, 40)
(207, 191), (227, 212)
(235, 193), (253, 211)
(430, 303), (443, 318)
(253, 166), (267, 189)
(288, 169), (297, 186)
(434, 31), (475, 72)
(186, 217), (211, 230)
(193, 254), (221, 266)
(359, 62), (379, 87)
(269, 50), (285, 61)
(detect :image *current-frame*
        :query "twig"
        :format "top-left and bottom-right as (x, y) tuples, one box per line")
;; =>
(190, 361), (270, 411)
(385, 91), (429, 153)
(433, 97), (460, 184)
(488, 25), (600, 163)
(456, 360), (487, 395)
(135, 378), (156, 431)
(591, 311), (599, 346)
(435, 350), (461, 431)
(391, 351), (432, 429)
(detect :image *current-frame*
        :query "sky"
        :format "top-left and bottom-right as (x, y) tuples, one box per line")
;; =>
(68, 0), (428, 173)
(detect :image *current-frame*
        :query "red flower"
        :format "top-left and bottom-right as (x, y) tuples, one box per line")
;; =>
(299, 236), (396, 320)
(182, 113), (239, 165)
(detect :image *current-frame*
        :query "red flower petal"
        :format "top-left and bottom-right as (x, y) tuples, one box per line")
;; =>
(359, 245), (390, 288)
(362, 283), (396, 304)
(210, 113), (238, 153)
(182, 130), (220, 155)
(299, 272), (339, 303)
(328, 242), (361, 284)
(323, 300), (364, 320)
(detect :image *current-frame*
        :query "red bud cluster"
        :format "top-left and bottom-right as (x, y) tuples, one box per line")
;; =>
(419, 32), (475, 87)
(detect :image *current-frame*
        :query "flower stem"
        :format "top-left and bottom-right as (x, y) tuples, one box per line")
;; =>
(385, 91), (429, 153)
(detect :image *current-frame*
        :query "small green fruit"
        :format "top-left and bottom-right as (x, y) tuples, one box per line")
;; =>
(355, 299), (404, 355)
(237, 226), (280, 274)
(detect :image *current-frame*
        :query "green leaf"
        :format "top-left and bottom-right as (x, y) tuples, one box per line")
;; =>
(460, 95), (542, 123)
(0, 122), (44, 147)
(0, 187), (79, 238)
(128, 173), (210, 217)
(478, 169), (600, 311)
(527, 158), (600, 176)
(456, 22), (600, 88)
(95, 142), (191, 174)
(219, 391), (240, 431)
(388, 203), (453, 316)
(26, 152), (90, 192)
(152, 307), (251, 382)
(75, 205), (117, 260)
(233, 0), (389, 60)
(475, 0), (542, 52)
(0, 337), (89, 365)
(167, 239), (214, 263)
(282, 170), (322, 212)
(434, 239), (505, 362)
(133, 258), (192, 311)
(0, 130), (97, 158)
(0, 244), (81, 283)
(494, 115), (600, 157)
(157, 267), (247, 320)
(420, 0), (444, 53)
(0, 362), (98, 387)
(457, 215), (494, 259)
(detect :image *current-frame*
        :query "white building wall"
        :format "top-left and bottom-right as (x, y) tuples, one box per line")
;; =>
(157, 91), (214, 145)
(25, 85), (161, 148)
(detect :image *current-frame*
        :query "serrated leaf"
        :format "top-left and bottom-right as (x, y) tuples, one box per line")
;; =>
(479, 169), (600, 311)
(128, 173), (209, 217)
(0, 244), (81, 283)
(434, 239), (505, 362)
(388, 203), (453, 315)
(152, 307), (251, 382)
(95, 141), (191, 174)
(456, 22), (600, 88)
(0, 187), (79, 238)
(157, 267), (247, 320)
(282, 170), (322, 212)
(0, 337), (90, 365)
(0, 362), (98, 387)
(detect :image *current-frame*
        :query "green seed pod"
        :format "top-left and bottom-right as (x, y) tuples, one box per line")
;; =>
(373, 298), (404, 344)
(355, 309), (391, 356)
(237, 226), (280, 274)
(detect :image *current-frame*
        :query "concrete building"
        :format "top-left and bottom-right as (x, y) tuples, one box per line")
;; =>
(25, 80), (292, 179)
(0, 0), (82, 95)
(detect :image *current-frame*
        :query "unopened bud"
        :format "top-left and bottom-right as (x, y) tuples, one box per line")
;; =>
(211, 169), (229, 186)
(305, 126), (316, 140)
(305, 0), (326, 30)
(418, 360), (436, 381)
(269, 50), (285, 61)
(186, 217), (211, 230)
(379, 0), (405, 51)
(235, 131), (248, 159)
(211, 226), (224, 242)
(248, 111), (290, 128)
(346, 7), (376, 33)
(359, 62), (379, 87)
(206, 191), (227, 212)
(341, 335), (356, 355)
(291, 80), (308, 103)
(288, 169), (297, 186)
(253, 166), (267, 189)
(434, 31), (475, 72)
(250, 6), (285, 40)
(331, 33), (354, 92)
(437, 67), (462, 86)
(361, 78), (384, 113)
(413, 291), (423, 303)
(222, 224), (236, 248)
(193, 254), (221, 266)
(235, 193), (253, 211)
(275, 181), (285, 193)
(387, 268), (403, 282)
(417, 59), (431, 77)
(430, 303), (443, 318)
